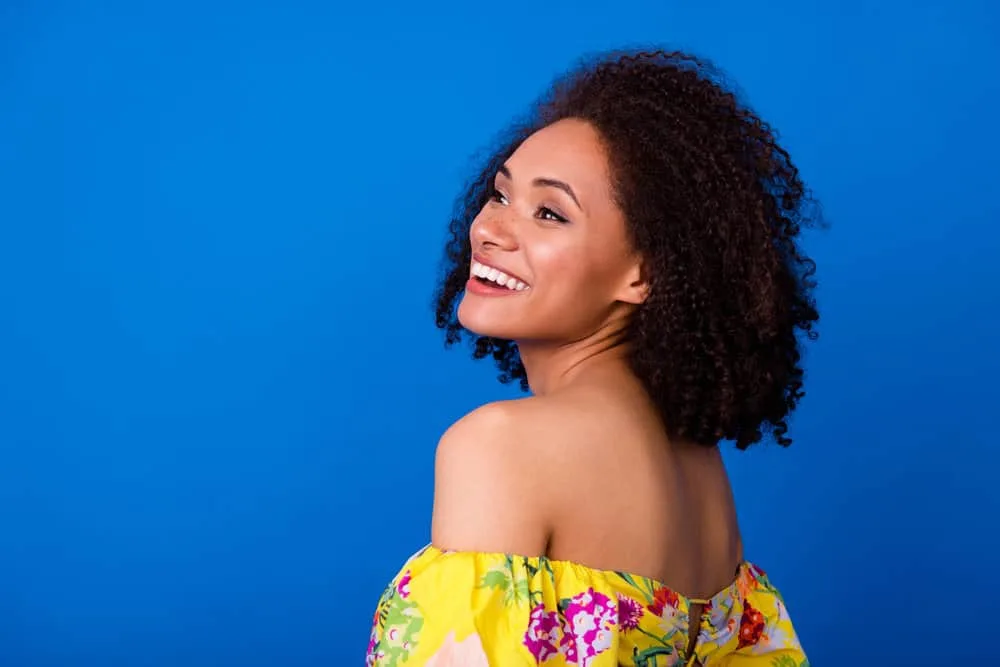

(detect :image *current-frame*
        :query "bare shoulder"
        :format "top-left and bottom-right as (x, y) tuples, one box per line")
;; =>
(429, 397), (574, 555)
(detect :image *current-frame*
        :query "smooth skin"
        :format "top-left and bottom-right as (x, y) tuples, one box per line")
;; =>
(431, 118), (743, 603)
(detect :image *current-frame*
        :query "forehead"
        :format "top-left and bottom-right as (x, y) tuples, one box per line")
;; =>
(505, 119), (612, 194)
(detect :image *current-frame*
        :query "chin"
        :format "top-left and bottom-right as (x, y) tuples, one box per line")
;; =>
(457, 296), (519, 340)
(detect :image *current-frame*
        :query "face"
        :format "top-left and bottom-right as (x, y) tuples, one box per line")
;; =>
(457, 118), (648, 343)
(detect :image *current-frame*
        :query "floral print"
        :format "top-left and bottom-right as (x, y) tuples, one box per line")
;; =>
(367, 569), (423, 667)
(522, 590), (618, 665)
(367, 545), (808, 666)
(424, 631), (490, 667)
(525, 604), (562, 661)
(560, 589), (617, 665)
(736, 599), (765, 649)
(616, 594), (644, 632)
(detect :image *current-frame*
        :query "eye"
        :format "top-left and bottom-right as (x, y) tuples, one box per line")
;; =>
(489, 187), (509, 206)
(537, 206), (568, 223)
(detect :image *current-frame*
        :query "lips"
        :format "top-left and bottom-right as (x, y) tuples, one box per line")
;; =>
(471, 253), (530, 290)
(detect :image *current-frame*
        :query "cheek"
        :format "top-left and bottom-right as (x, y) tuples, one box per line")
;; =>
(530, 242), (590, 296)
(534, 240), (622, 300)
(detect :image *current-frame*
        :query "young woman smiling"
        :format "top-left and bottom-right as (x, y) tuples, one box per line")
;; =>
(367, 48), (820, 667)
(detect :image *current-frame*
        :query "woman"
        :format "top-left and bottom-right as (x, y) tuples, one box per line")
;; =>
(366, 49), (819, 666)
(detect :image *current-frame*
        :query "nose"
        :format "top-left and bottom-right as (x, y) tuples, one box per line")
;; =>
(470, 211), (519, 251)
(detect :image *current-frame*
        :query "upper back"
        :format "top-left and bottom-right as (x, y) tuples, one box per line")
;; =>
(390, 371), (809, 667)
(521, 373), (743, 601)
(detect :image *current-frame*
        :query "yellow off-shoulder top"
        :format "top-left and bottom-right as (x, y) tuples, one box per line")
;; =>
(366, 545), (807, 666)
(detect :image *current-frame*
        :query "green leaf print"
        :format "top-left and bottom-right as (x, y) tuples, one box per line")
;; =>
(510, 576), (531, 606)
(375, 583), (395, 628)
(477, 558), (538, 607)
(378, 596), (423, 667)
(769, 656), (809, 667)
(480, 570), (509, 590)
(616, 571), (641, 589)
(634, 645), (673, 667)
(615, 571), (656, 604)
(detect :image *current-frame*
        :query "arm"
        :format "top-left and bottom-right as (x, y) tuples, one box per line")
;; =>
(430, 401), (552, 556)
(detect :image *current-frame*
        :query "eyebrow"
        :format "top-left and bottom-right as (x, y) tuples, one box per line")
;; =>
(497, 164), (583, 211)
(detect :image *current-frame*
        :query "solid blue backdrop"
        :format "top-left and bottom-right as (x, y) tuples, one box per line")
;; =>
(1, 1), (997, 665)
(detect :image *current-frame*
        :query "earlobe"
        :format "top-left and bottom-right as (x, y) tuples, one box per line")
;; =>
(627, 281), (650, 305)
(619, 261), (650, 305)
(634, 279), (651, 304)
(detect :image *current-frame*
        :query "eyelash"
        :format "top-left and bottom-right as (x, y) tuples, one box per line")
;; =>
(489, 188), (568, 223)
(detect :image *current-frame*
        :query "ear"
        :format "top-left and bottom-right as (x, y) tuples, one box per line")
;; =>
(616, 256), (650, 305)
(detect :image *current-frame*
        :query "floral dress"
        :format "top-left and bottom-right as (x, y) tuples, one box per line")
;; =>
(366, 545), (808, 666)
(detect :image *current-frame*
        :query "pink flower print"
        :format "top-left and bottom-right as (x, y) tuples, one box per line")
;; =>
(561, 637), (579, 664)
(425, 631), (490, 667)
(559, 589), (616, 666)
(617, 594), (643, 631)
(523, 603), (561, 663)
(365, 623), (380, 666)
(396, 570), (411, 599)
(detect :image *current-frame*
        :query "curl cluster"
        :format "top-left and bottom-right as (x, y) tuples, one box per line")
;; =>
(433, 49), (821, 449)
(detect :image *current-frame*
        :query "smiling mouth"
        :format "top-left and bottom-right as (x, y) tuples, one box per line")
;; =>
(471, 260), (529, 291)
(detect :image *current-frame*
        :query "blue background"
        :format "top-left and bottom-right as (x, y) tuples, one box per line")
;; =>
(2, 1), (997, 664)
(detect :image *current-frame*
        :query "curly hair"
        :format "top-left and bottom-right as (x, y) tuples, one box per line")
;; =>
(433, 49), (821, 450)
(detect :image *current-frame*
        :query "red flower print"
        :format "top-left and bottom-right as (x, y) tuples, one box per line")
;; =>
(736, 599), (765, 649)
(647, 586), (679, 616)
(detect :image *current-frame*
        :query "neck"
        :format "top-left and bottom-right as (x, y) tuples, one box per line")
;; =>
(517, 321), (633, 396)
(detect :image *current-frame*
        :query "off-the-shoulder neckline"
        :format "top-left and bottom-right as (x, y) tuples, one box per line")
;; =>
(416, 544), (761, 606)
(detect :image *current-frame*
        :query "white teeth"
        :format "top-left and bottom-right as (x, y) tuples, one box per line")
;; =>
(471, 260), (529, 290)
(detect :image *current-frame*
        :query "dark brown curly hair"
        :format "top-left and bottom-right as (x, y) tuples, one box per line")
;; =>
(433, 49), (821, 450)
